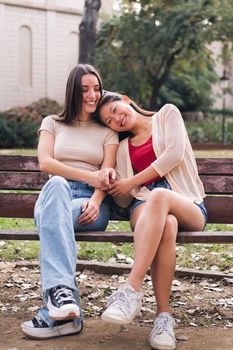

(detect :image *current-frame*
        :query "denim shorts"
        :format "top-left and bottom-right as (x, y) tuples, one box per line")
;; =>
(195, 201), (208, 225)
(127, 178), (208, 224)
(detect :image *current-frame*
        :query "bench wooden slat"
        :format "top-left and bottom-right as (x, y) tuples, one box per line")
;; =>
(0, 155), (39, 171)
(0, 229), (232, 243)
(197, 158), (233, 175)
(204, 196), (233, 224)
(0, 193), (37, 218)
(1, 193), (233, 224)
(200, 175), (233, 194)
(0, 172), (48, 190)
(0, 156), (232, 174)
(1, 172), (232, 193)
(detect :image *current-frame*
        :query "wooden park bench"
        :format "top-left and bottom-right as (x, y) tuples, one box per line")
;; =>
(0, 155), (232, 244)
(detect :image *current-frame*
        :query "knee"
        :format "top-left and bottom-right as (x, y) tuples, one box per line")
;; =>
(45, 176), (70, 193)
(161, 214), (178, 245)
(47, 176), (68, 187)
(147, 188), (169, 207)
(40, 176), (71, 203)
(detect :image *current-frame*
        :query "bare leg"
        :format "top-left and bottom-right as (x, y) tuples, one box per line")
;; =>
(128, 188), (205, 291)
(150, 214), (178, 314)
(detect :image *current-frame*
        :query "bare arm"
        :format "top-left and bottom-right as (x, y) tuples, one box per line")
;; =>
(79, 143), (118, 224)
(91, 143), (118, 204)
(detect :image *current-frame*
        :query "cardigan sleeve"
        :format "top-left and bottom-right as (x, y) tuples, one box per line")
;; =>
(151, 104), (186, 176)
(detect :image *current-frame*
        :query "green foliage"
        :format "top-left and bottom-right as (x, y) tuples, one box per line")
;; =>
(0, 112), (38, 148)
(158, 53), (218, 111)
(185, 116), (233, 143)
(0, 98), (62, 148)
(96, 0), (233, 110)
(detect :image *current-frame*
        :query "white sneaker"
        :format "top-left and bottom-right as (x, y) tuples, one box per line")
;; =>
(149, 312), (176, 350)
(47, 285), (80, 320)
(101, 284), (142, 325)
(21, 314), (83, 339)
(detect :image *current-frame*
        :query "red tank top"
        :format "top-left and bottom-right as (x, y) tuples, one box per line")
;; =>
(128, 135), (162, 186)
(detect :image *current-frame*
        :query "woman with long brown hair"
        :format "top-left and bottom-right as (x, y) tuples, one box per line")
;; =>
(21, 66), (118, 340)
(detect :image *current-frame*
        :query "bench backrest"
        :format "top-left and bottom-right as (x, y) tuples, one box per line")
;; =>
(0, 155), (232, 224)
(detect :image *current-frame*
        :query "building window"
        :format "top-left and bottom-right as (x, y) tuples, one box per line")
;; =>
(68, 31), (79, 72)
(19, 25), (32, 87)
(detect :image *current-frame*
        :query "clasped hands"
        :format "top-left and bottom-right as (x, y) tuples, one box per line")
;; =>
(97, 168), (134, 197)
(80, 168), (134, 225)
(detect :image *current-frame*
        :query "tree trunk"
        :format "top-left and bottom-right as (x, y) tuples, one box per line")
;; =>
(79, 0), (101, 65)
(149, 81), (160, 109)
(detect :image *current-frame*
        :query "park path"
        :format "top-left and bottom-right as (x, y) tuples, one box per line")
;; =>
(1, 317), (233, 350)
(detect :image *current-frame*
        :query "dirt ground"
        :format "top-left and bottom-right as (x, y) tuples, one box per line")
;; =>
(1, 317), (233, 350)
(0, 261), (233, 350)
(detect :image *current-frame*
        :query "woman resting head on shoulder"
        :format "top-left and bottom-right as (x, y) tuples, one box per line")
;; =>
(94, 91), (207, 350)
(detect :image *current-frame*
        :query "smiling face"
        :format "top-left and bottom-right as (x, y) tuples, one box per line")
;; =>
(81, 73), (102, 118)
(99, 99), (136, 132)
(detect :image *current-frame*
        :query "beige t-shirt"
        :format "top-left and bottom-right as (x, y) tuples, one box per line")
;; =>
(38, 116), (119, 172)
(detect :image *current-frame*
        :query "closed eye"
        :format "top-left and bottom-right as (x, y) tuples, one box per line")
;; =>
(106, 118), (112, 125)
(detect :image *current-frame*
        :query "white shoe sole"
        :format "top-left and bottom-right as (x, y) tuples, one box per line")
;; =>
(21, 321), (83, 340)
(149, 339), (176, 350)
(47, 296), (80, 320)
(101, 308), (141, 325)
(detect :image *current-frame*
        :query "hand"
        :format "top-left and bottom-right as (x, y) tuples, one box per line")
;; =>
(78, 199), (100, 225)
(99, 168), (116, 191)
(87, 168), (116, 190)
(108, 178), (135, 197)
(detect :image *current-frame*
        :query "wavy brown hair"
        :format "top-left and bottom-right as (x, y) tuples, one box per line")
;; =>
(59, 64), (103, 124)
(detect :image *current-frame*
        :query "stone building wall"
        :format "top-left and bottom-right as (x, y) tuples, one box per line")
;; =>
(0, 0), (113, 110)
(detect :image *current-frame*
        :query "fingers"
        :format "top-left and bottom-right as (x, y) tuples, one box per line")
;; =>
(109, 168), (116, 182)
(99, 168), (116, 188)
(108, 188), (120, 196)
(99, 184), (112, 192)
(101, 169), (111, 187)
(78, 200), (99, 225)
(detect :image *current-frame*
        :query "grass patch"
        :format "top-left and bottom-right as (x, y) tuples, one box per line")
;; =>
(0, 149), (36, 156)
(0, 218), (34, 230)
(0, 240), (40, 261)
(1, 148), (233, 158)
(194, 149), (233, 158)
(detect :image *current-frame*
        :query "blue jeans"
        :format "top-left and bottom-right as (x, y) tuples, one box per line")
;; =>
(127, 178), (208, 224)
(34, 176), (110, 325)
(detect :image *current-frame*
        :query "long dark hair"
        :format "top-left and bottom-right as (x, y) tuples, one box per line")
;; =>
(59, 64), (103, 124)
(94, 92), (155, 140)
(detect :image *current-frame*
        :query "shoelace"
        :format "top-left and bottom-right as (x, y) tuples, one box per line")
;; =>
(34, 315), (48, 327)
(150, 316), (175, 340)
(107, 288), (131, 315)
(53, 286), (75, 306)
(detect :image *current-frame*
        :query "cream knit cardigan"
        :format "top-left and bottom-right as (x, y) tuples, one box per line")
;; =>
(114, 104), (206, 208)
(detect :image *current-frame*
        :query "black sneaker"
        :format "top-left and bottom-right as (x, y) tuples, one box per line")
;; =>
(47, 285), (80, 320)
(21, 315), (83, 339)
